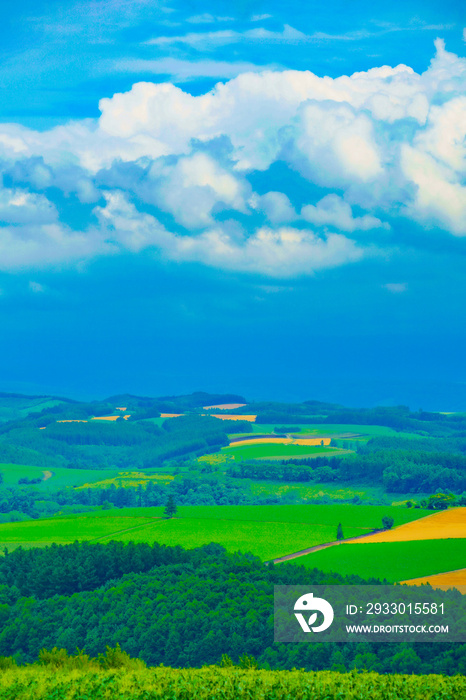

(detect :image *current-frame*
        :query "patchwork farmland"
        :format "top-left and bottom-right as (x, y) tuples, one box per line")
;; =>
(288, 508), (466, 587)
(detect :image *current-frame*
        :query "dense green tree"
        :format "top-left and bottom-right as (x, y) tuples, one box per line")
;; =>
(164, 496), (177, 518)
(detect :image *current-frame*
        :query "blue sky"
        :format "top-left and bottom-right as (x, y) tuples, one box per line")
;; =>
(0, 0), (465, 408)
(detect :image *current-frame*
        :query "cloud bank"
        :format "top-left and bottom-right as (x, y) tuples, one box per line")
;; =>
(0, 39), (464, 276)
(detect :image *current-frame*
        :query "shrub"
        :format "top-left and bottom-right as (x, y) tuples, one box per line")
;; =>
(98, 644), (146, 670)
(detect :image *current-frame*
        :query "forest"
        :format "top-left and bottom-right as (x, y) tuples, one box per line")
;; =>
(0, 540), (464, 675)
(228, 441), (466, 494)
(0, 411), (253, 471)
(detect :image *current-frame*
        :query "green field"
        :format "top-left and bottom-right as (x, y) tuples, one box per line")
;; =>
(171, 504), (430, 526)
(245, 480), (430, 505)
(0, 396), (67, 423)
(0, 504), (430, 562)
(134, 416), (168, 427)
(229, 423), (410, 439)
(0, 463), (123, 489)
(0, 463), (47, 485)
(292, 424), (417, 438)
(221, 443), (343, 461)
(296, 539), (466, 582)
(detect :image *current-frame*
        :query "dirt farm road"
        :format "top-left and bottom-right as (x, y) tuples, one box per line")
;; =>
(269, 528), (386, 564)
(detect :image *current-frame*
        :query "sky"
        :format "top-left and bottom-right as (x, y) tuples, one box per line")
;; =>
(0, 0), (465, 409)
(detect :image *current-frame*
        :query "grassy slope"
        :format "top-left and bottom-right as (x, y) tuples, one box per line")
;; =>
(246, 423), (415, 437)
(245, 480), (431, 505)
(228, 423), (412, 439)
(296, 539), (466, 582)
(0, 463), (123, 489)
(0, 504), (430, 561)
(0, 396), (67, 423)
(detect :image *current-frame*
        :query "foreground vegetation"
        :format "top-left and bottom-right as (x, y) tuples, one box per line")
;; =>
(0, 660), (464, 700)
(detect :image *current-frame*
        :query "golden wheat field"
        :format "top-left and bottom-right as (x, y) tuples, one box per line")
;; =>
(401, 567), (466, 592)
(211, 414), (257, 421)
(293, 437), (332, 446)
(229, 436), (332, 447)
(203, 403), (247, 410)
(91, 415), (130, 421)
(57, 419), (88, 423)
(160, 413), (256, 421)
(353, 507), (466, 543)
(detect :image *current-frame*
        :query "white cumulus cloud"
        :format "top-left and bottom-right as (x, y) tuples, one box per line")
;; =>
(0, 188), (58, 225)
(94, 192), (365, 276)
(301, 194), (388, 231)
(0, 40), (465, 275)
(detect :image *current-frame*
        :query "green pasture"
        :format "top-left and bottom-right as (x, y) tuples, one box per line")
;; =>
(294, 424), (405, 437)
(244, 480), (432, 506)
(228, 423), (411, 439)
(0, 504), (430, 561)
(0, 463), (45, 485)
(221, 443), (343, 461)
(0, 463), (122, 489)
(0, 396), (66, 423)
(134, 416), (167, 427)
(95, 517), (368, 560)
(0, 514), (158, 549)
(295, 539), (466, 582)
(172, 504), (430, 527)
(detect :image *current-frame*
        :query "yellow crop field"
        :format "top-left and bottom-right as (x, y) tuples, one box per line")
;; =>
(228, 437), (331, 447)
(354, 507), (466, 543)
(293, 437), (332, 446)
(211, 414), (256, 421)
(91, 415), (130, 421)
(160, 413), (255, 421)
(57, 419), (87, 423)
(203, 403), (247, 409)
(401, 568), (466, 592)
